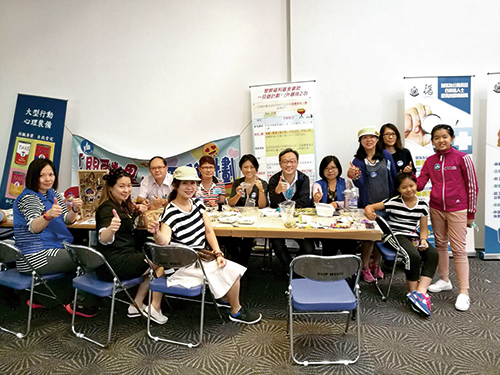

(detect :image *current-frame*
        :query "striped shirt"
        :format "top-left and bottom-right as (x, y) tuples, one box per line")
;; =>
(160, 199), (206, 250)
(199, 178), (226, 205)
(17, 191), (71, 230)
(15, 191), (71, 272)
(383, 195), (429, 238)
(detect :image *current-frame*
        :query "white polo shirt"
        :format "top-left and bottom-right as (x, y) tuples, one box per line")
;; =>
(138, 174), (174, 201)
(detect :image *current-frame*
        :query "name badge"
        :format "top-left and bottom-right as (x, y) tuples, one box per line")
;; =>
(370, 172), (378, 178)
(285, 188), (293, 199)
(213, 188), (222, 195)
(397, 160), (404, 167)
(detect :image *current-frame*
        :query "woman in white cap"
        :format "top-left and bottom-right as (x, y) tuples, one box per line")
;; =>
(347, 126), (398, 283)
(148, 166), (262, 325)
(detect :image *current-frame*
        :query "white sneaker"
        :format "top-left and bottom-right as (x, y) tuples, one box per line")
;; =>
(455, 294), (470, 311)
(428, 279), (453, 293)
(127, 304), (145, 318)
(146, 305), (168, 325)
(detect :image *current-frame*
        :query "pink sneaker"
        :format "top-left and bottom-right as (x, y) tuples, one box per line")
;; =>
(423, 294), (432, 311)
(370, 263), (384, 279)
(362, 268), (376, 283)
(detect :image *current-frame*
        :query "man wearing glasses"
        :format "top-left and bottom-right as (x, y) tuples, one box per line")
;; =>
(268, 148), (314, 271)
(136, 156), (173, 209)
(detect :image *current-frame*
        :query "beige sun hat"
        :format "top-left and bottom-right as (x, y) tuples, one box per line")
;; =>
(173, 166), (201, 181)
(357, 126), (380, 140)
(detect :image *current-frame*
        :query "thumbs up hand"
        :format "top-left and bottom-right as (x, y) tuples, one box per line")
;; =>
(108, 209), (122, 233)
(403, 162), (413, 174)
(276, 176), (289, 194)
(347, 162), (361, 180)
(47, 197), (63, 219)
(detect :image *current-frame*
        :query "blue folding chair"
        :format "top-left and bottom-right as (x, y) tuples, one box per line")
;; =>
(374, 216), (407, 301)
(63, 242), (144, 347)
(143, 242), (223, 348)
(0, 240), (65, 338)
(288, 254), (362, 366)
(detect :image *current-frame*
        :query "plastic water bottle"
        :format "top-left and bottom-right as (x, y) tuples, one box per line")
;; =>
(245, 191), (257, 208)
(343, 189), (351, 211)
(349, 188), (358, 210)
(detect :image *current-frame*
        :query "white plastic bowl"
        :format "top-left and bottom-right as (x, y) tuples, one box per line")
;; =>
(315, 203), (335, 217)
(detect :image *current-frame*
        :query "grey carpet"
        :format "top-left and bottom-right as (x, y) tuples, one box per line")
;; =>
(0, 256), (499, 375)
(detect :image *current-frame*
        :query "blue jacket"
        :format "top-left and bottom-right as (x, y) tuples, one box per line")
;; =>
(13, 188), (73, 255)
(314, 177), (347, 204)
(352, 150), (397, 208)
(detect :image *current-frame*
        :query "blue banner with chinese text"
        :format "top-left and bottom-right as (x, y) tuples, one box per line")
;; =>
(0, 94), (67, 208)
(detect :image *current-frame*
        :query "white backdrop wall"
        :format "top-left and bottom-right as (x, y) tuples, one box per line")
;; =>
(290, 0), (500, 248)
(1, 0), (498, 248)
(0, 0), (288, 188)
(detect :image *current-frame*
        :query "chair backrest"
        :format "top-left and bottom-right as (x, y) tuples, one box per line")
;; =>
(375, 215), (405, 250)
(291, 254), (361, 282)
(0, 240), (23, 264)
(63, 242), (108, 274)
(143, 242), (199, 269)
(375, 216), (396, 237)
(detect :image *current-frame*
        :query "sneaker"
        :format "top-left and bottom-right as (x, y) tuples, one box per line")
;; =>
(370, 263), (384, 279)
(229, 308), (262, 324)
(127, 304), (145, 318)
(215, 299), (231, 309)
(428, 279), (452, 293)
(146, 305), (168, 325)
(455, 294), (470, 311)
(65, 303), (99, 318)
(408, 291), (431, 316)
(361, 268), (376, 283)
(27, 300), (47, 309)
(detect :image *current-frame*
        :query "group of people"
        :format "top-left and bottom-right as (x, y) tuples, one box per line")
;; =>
(10, 121), (477, 326)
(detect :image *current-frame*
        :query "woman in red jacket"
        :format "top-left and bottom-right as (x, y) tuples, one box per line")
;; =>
(417, 125), (478, 312)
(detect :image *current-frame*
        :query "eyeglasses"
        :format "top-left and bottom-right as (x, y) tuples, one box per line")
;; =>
(149, 166), (165, 171)
(383, 132), (397, 138)
(201, 166), (215, 170)
(280, 159), (297, 165)
(325, 167), (338, 172)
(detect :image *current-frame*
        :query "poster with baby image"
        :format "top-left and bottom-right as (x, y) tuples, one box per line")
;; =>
(404, 76), (475, 255)
(482, 73), (500, 259)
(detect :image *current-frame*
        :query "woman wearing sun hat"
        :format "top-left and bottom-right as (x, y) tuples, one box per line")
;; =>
(148, 166), (262, 324)
(347, 126), (398, 282)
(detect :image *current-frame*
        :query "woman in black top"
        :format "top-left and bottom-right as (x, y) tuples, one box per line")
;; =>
(96, 168), (167, 324)
(378, 123), (416, 174)
(226, 155), (268, 266)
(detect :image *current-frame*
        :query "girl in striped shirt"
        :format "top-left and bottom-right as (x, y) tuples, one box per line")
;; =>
(365, 173), (438, 316)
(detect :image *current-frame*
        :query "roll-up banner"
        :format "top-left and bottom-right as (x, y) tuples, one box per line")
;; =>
(250, 81), (316, 183)
(481, 73), (500, 260)
(0, 94), (67, 209)
(404, 76), (475, 256)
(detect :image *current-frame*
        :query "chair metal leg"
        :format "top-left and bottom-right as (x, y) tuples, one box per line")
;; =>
(69, 282), (119, 348)
(374, 256), (397, 301)
(148, 283), (209, 348)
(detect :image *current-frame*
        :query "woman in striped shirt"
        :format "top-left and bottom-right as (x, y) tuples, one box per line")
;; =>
(365, 173), (438, 316)
(14, 159), (82, 274)
(148, 166), (261, 325)
(13, 159), (97, 316)
(197, 156), (226, 207)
